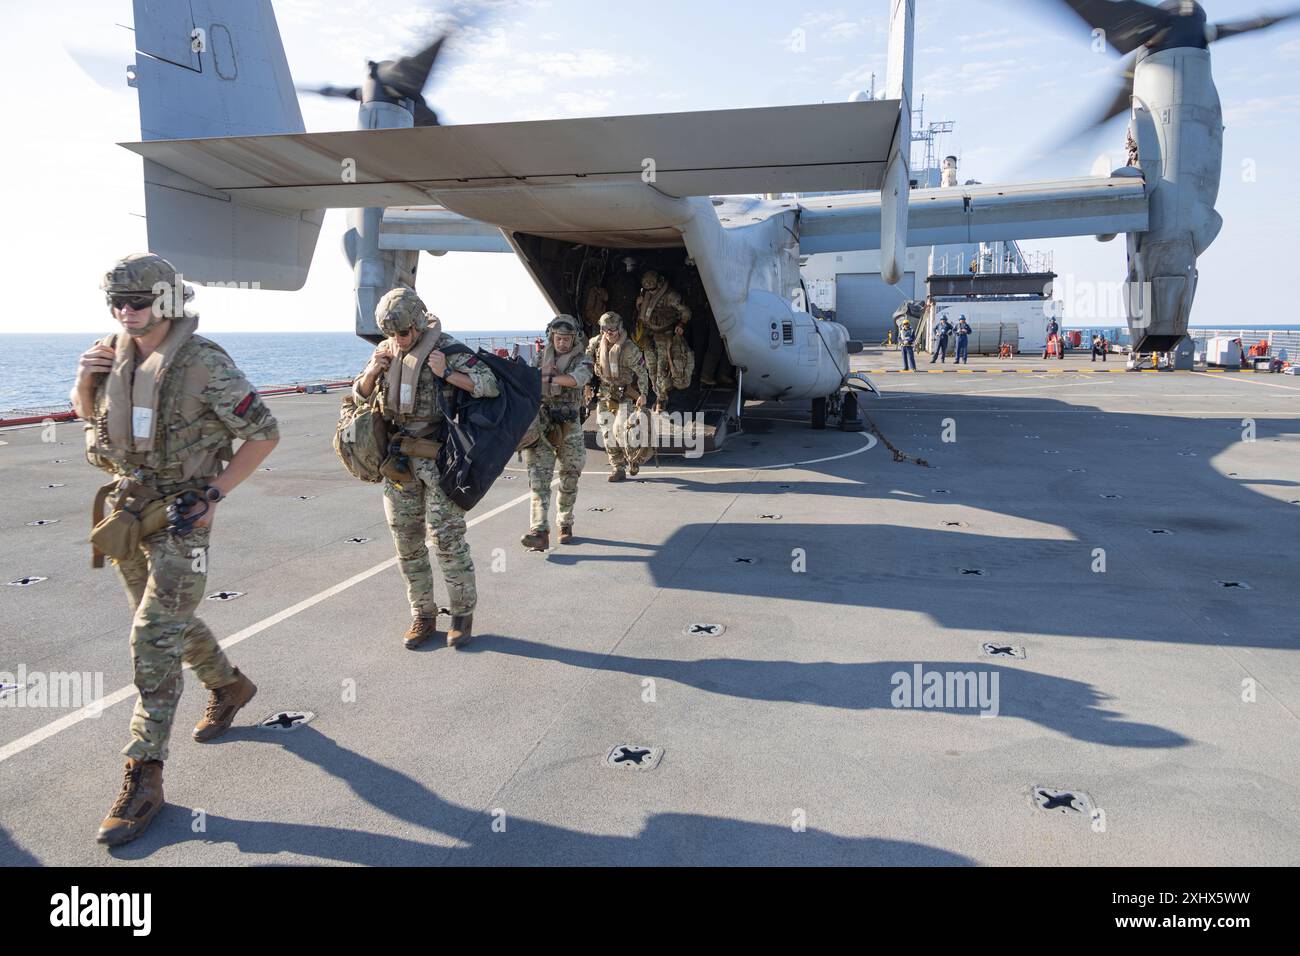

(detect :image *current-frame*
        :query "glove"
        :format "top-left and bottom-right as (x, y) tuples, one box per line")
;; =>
(167, 491), (208, 536)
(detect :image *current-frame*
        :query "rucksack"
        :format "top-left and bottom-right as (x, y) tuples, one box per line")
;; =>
(333, 390), (389, 483)
(434, 345), (542, 511)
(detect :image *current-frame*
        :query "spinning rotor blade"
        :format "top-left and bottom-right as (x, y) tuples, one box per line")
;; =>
(1211, 7), (1300, 41)
(1050, 0), (1175, 54)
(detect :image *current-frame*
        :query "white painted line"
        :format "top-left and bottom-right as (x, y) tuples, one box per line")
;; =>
(0, 489), (534, 765)
(1191, 372), (1300, 393)
(954, 379), (1114, 395)
(504, 418), (876, 476)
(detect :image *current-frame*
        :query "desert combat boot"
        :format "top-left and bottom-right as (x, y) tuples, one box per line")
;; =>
(192, 668), (258, 741)
(96, 758), (164, 847)
(402, 614), (438, 650)
(447, 614), (474, 648)
(521, 529), (549, 551)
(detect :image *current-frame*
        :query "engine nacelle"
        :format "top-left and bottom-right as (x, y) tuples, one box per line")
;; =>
(1125, 47), (1223, 352)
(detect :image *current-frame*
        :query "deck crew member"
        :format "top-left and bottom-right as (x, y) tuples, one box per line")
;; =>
(353, 287), (499, 650)
(954, 315), (972, 364)
(899, 317), (917, 371)
(73, 253), (279, 847)
(587, 311), (650, 482)
(635, 270), (692, 409)
(1044, 317), (1064, 360)
(521, 315), (593, 550)
(930, 315), (954, 364)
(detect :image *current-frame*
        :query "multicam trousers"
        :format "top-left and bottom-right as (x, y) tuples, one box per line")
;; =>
(597, 400), (651, 469)
(382, 456), (476, 616)
(114, 526), (236, 762)
(523, 419), (586, 533)
(646, 332), (694, 401)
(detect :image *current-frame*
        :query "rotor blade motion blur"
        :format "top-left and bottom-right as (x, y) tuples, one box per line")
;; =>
(1212, 8), (1300, 41)
(1048, 0), (1175, 54)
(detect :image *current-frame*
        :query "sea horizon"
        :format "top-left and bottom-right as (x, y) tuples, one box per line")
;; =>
(0, 330), (544, 413)
(3, 325), (1297, 414)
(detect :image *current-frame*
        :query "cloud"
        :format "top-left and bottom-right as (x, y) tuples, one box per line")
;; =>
(1224, 93), (1300, 128)
(835, 55), (887, 93)
(801, 10), (845, 28)
(551, 88), (616, 116)
(825, 20), (869, 42)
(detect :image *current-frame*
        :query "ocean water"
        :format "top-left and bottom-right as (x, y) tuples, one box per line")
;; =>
(0, 330), (541, 414)
(3, 324), (1297, 414)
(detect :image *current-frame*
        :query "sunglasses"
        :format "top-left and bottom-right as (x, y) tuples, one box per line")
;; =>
(109, 294), (158, 312)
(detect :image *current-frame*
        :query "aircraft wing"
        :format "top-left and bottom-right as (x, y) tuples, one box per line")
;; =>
(379, 206), (512, 253)
(121, 101), (903, 209)
(799, 173), (1149, 252)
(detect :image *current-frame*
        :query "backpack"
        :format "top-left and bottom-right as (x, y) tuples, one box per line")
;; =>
(333, 390), (389, 483)
(434, 345), (542, 511)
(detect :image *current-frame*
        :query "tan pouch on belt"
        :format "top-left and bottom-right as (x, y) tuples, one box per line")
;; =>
(89, 508), (143, 564)
(89, 485), (174, 567)
(399, 436), (442, 459)
(380, 456), (414, 485)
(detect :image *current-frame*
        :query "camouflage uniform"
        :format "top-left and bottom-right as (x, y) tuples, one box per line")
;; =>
(363, 293), (499, 617)
(86, 312), (278, 763)
(523, 317), (593, 534)
(635, 270), (693, 402)
(588, 313), (651, 470)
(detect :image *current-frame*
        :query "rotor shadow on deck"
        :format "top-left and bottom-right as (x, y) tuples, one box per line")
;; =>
(461, 640), (1187, 749)
(564, 392), (1299, 650)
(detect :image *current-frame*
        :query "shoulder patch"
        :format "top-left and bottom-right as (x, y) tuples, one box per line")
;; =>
(234, 392), (255, 417)
(466, 355), (479, 367)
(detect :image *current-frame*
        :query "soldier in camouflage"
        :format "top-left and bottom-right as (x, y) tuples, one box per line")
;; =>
(587, 311), (651, 482)
(520, 315), (593, 550)
(635, 270), (693, 409)
(71, 253), (280, 848)
(354, 287), (499, 650)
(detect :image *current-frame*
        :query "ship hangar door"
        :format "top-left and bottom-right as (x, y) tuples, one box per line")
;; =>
(835, 273), (914, 343)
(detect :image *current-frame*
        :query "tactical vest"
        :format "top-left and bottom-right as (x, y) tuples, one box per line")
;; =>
(376, 331), (459, 437)
(535, 344), (588, 409)
(86, 332), (236, 490)
(639, 289), (682, 334)
(588, 337), (644, 399)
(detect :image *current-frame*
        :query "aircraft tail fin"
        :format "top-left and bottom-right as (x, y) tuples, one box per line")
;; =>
(130, 0), (322, 290)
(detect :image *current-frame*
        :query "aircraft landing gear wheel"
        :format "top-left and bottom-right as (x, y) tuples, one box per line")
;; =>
(811, 396), (827, 430)
(838, 390), (864, 432)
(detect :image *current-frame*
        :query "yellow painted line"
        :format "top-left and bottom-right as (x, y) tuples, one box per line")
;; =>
(927, 370), (945, 374)
(957, 370), (975, 374)
(986, 369), (1005, 374)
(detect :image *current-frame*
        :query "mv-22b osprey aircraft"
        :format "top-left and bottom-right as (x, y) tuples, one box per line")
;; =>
(120, 0), (1298, 446)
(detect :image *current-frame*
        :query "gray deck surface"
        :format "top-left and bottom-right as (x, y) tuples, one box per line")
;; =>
(2, 352), (1297, 866)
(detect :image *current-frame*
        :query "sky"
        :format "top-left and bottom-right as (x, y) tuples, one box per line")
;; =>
(5, 0), (1299, 333)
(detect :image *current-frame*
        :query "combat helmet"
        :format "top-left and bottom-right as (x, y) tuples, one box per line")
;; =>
(546, 314), (580, 337)
(375, 287), (432, 336)
(598, 311), (623, 330)
(640, 270), (663, 291)
(100, 252), (190, 335)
